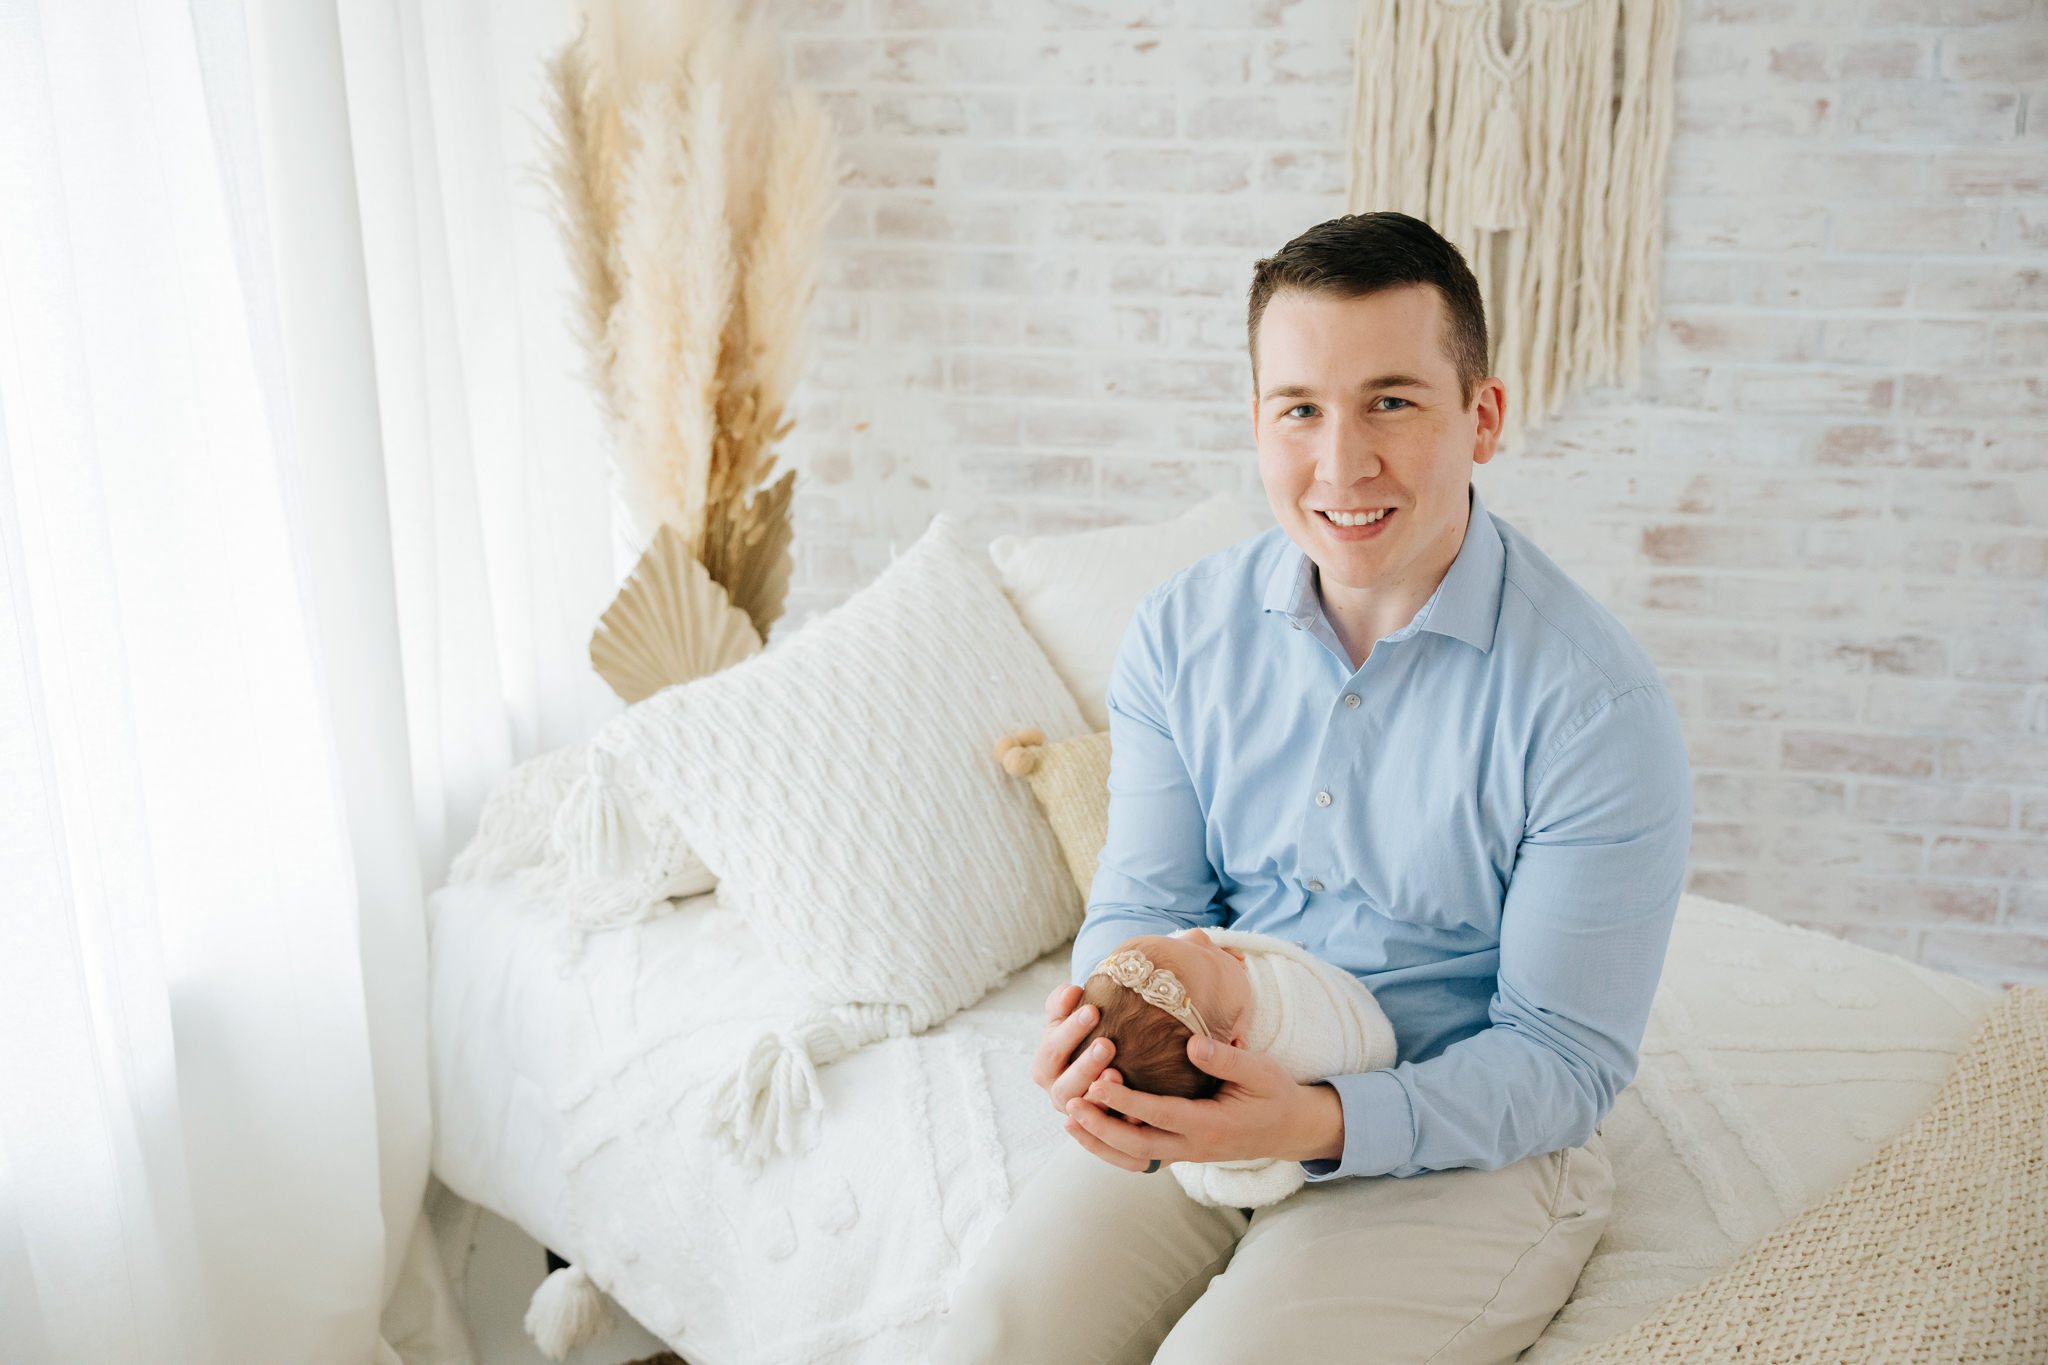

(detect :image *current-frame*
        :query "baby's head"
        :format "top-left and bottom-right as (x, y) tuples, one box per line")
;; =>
(1077, 929), (1254, 1101)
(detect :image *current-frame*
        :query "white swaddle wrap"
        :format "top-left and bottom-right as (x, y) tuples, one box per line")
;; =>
(1170, 928), (1399, 1209)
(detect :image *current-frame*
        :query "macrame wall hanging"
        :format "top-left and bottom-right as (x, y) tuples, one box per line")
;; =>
(545, 0), (838, 699)
(1347, 0), (1679, 445)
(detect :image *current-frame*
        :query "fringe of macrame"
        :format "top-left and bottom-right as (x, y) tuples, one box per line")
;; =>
(1347, 0), (1679, 444)
(708, 1004), (915, 1164)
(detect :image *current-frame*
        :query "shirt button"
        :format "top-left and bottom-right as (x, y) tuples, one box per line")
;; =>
(1306, 879), (1325, 893)
(1315, 790), (1332, 807)
(1344, 693), (1360, 708)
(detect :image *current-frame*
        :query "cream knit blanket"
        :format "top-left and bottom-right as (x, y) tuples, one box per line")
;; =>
(1568, 986), (2047, 1364)
(1170, 929), (1398, 1209)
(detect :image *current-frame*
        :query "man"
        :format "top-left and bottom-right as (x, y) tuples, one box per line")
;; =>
(934, 213), (1691, 1364)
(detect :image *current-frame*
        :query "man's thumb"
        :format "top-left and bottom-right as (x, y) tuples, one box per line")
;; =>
(1188, 1034), (1259, 1079)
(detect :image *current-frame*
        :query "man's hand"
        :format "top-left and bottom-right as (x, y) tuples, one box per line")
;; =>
(1062, 1035), (1347, 1173)
(1030, 983), (1127, 1114)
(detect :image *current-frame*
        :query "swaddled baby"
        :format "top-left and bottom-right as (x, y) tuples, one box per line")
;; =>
(1079, 927), (1398, 1208)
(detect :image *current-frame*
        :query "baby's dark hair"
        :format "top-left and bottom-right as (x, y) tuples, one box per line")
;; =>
(1076, 975), (1219, 1101)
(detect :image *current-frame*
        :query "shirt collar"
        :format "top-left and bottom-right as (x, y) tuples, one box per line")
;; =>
(1261, 485), (1505, 653)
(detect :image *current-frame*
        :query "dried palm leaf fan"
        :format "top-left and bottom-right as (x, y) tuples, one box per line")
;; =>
(543, 0), (837, 701)
(590, 524), (762, 703)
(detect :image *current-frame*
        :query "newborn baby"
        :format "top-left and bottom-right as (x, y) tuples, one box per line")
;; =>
(1078, 927), (1398, 1208)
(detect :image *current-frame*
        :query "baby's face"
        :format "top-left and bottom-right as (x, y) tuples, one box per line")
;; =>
(1123, 929), (1254, 1046)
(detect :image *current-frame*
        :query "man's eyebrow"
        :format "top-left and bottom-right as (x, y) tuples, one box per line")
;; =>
(1259, 374), (1435, 401)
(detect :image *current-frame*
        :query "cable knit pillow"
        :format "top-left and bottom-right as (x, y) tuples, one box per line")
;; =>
(605, 514), (1087, 1161)
(989, 493), (1261, 730)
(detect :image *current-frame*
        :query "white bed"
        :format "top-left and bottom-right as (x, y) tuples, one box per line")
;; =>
(429, 879), (1996, 1365)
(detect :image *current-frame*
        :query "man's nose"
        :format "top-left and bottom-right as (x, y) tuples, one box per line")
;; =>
(1313, 410), (1383, 487)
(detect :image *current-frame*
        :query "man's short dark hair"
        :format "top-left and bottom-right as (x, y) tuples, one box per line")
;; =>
(1247, 212), (1490, 407)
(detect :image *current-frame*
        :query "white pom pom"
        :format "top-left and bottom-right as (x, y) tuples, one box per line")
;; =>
(524, 1263), (614, 1361)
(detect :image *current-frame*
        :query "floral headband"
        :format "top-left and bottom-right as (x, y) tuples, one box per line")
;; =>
(1089, 947), (1210, 1039)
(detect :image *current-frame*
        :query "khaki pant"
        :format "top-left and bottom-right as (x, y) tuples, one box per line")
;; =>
(933, 1132), (1611, 1365)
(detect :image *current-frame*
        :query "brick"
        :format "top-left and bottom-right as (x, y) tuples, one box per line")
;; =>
(1846, 879), (2001, 924)
(1640, 522), (1801, 568)
(1676, 85), (1833, 138)
(1915, 265), (2048, 311)
(1100, 457), (1242, 500)
(1689, 722), (1779, 768)
(1713, 576), (1869, 621)
(1929, 834), (2048, 878)
(1803, 525), (1960, 575)
(874, 198), (1023, 243)
(871, 92), (1016, 137)
(1832, 204), (1998, 255)
(826, 246), (945, 290)
(1013, 0), (1176, 28)
(1663, 314), (1820, 362)
(1969, 536), (2048, 577)
(1958, 631), (2048, 683)
(955, 353), (1097, 399)
(1685, 867), (1752, 903)
(1667, 147), (1922, 198)
(1747, 262), (1910, 309)
(1772, 824), (1926, 872)
(1866, 681), (2026, 732)
(1936, 153), (2048, 197)
(2026, 794), (2048, 832)
(1102, 357), (1245, 401)
(1911, 322), (1991, 369)
(956, 147), (1080, 191)
(1787, 634), (1949, 677)
(1049, 201), (1169, 246)
(1266, 38), (1353, 86)
(783, 0), (859, 31)
(1940, 28), (2048, 82)
(1108, 254), (1242, 297)
(1859, 0), (2029, 22)
(1184, 94), (1341, 141)
(1854, 780), (2012, 828)
(1174, 406), (1255, 453)
(1696, 773), (1849, 820)
(958, 452), (1094, 494)
(2011, 881), (2048, 925)
(1992, 319), (2048, 367)
(1983, 427), (2048, 472)
(941, 399), (1023, 447)
(1663, 199), (1826, 253)
(1022, 90), (1176, 138)
(1817, 424), (1973, 469)
(1103, 148), (1251, 194)
(839, 144), (941, 190)
(1842, 38), (1931, 78)
(1259, 149), (1347, 194)
(1800, 920), (1922, 958)
(1843, 87), (2021, 143)
(1894, 472), (2042, 525)
(1942, 733), (2048, 782)
(1919, 930), (2048, 986)
(1820, 320), (1914, 365)
(1633, 621), (1782, 668)
(1901, 374), (2048, 420)
(1705, 675), (1861, 722)
(1691, 820), (1766, 862)
(1783, 729), (1936, 778)
(1625, 573), (1711, 613)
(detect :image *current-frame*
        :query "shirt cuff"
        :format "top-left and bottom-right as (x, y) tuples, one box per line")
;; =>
(1300, 1069), (1419, 1181)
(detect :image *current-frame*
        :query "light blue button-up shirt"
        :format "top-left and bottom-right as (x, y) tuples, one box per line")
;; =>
(1073, 488), (1692, 1180)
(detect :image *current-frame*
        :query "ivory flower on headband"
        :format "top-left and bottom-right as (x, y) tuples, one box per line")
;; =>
(1090, 947), (1211, 1039)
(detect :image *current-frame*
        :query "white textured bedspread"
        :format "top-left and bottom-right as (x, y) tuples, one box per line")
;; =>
(429, 885), (1995, 1365)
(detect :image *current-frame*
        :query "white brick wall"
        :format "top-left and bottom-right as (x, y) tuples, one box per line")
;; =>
(771, 0), (2048, 986)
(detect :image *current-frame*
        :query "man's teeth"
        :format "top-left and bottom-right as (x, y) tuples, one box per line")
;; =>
(1323, 508), (1390, 527)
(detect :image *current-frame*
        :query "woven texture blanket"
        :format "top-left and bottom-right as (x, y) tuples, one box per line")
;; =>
(1567, 986), (2046, 1364)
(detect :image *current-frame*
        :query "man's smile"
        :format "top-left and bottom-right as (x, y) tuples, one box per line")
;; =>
(1313, 505), (1398, 539)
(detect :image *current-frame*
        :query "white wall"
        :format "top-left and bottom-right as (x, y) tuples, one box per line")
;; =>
(772, 0), (2048, 984)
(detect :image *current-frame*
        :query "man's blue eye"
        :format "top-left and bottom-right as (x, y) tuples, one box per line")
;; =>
(1288, 404), (1316, 419)
(1375, 397), (1410, 411)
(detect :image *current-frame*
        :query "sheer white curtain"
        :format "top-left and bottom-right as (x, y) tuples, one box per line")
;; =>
(0, 0), (610, 1361)
(337, 0), (624, 891)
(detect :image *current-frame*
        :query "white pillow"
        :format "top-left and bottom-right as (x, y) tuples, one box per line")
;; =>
(990, 493), (1263, 731)
(605, 514), (1088, 1160)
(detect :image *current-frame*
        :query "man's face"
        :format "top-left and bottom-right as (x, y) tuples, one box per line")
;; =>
(1252, 285), (1504, 595)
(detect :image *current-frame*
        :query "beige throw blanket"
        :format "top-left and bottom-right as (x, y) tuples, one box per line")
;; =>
(1569, 986), (2046, 1363)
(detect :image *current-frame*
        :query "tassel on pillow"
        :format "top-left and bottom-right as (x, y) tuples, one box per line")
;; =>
(991, 726), (1046, 776)
(708, 1004), (914, 1163)
(524, 1262), (614, 1360)
(550, 748), (642, 879)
